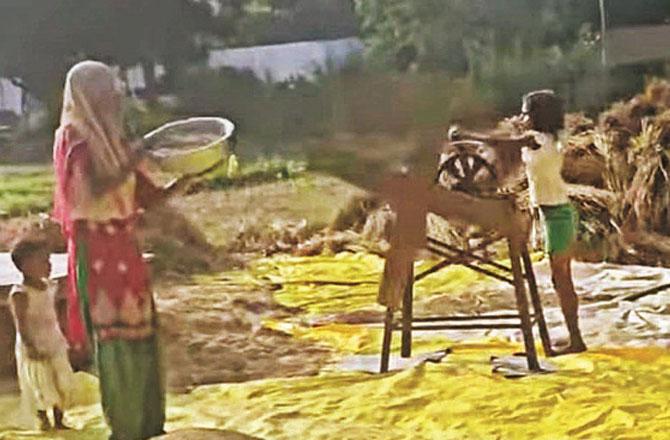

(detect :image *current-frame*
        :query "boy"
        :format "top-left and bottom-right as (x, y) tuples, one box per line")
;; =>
(9, 238), (74, 430)
(450, 90), (587, 355)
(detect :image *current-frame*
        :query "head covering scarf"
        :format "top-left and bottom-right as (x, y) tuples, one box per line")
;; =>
(59, 60), (132, 182)
(53, 61), (138, 233)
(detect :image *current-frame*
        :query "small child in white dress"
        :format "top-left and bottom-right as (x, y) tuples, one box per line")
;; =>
(9, 238), (74, 431)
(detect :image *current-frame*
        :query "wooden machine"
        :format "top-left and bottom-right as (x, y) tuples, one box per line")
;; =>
(379, 140), (553, 373)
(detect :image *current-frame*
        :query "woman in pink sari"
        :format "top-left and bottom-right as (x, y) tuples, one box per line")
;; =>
(53, 60), (176, 439)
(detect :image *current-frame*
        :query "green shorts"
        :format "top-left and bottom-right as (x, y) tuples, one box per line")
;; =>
(539, 203), (578, 255)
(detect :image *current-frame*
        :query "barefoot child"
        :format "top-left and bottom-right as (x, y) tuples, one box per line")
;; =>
(9, 238), (74, 431)
(450, 89), (587, 355)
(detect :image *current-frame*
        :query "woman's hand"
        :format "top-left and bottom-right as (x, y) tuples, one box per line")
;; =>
(127, 144), (146, 172)
(163, 176), (193, 197)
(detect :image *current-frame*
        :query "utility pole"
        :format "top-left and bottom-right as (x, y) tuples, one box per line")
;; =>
(598, 0), (609, 103)
(599, 0), (607, 66)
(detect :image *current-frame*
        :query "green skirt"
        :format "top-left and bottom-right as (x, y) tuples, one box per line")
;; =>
(98, 337), (165, 440)
(75, 239), (165, 440)
(539, 203), (578, 255)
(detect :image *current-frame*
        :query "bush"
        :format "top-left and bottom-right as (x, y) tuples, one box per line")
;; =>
(172, 67), (334, 139)
(172, 67), (495, 142)
(469, 40), (656, 115)
(124, 99), (177, 138)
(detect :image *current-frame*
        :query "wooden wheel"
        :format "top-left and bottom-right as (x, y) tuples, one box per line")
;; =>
(436, 141), (498, 193)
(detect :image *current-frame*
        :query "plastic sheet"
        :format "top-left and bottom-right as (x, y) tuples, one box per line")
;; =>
(3, 346), (668, 439)
(250, 253), (497, 316)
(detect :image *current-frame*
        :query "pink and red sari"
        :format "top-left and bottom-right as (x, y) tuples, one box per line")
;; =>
(53, 125), (164, 439)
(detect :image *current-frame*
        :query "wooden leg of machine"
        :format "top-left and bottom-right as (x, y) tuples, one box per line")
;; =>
(521, 248), (553, 357)
(401, 264), (414, 358)
(508, 239), (541, 371)
(380, 308), (394, 373)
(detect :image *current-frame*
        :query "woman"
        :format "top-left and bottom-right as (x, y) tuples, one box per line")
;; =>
(52, 60), (180, 439)
(451, 90), (587, 355)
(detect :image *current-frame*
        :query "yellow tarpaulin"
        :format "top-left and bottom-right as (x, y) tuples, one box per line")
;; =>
(263, 320), (453, 355)
(193, 252), (544, 317)
(3, 253), (668, 439)
(2, 345), (669, 439)
(249, 253), (500, 316)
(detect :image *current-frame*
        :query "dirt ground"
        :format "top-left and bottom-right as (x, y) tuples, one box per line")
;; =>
(169, 173), (366, 249)
(157, 278), (332, 392)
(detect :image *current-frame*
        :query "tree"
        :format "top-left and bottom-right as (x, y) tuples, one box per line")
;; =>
(267, 0), (358, 43)
(217, 0), (358, 47)
(353, 0), (599, 74)
(0, 0), (213, 105)
(269, 0), (298, 14)
(355, 0), (476, 73)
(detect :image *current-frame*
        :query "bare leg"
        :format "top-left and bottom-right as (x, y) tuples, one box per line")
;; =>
(54, 406), (71, 430)
(550, 254), (587, 354)
(37, 410), (51, 431)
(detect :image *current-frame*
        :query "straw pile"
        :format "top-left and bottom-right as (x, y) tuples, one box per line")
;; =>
(318, 81), (670, 265)
(562, 130), (605, 188)
(573, 80), (670, 264)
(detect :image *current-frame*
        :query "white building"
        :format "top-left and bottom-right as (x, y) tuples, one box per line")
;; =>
(120, 64), (167, 95)
(0, 78), (24, 115)
(603, 24), (670, 66)
(207, 37), (364, 82)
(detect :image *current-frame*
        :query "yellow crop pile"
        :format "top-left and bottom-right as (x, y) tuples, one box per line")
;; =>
(2, 345), (668, 439)
(250, 253), (499, 316)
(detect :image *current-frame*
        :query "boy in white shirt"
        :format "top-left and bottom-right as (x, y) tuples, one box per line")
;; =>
(451, 90), (587, 355)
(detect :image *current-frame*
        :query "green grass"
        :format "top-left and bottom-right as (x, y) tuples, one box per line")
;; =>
(195, 156), (307, 191)
(0, 158), (308, 218)
(0, 166), (53, 217)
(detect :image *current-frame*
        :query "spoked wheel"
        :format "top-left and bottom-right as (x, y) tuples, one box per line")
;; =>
(436, 141), (498, 193)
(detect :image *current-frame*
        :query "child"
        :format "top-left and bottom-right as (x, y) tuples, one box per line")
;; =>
(450, 89), (587, 355)
(9, 238), (74, 431)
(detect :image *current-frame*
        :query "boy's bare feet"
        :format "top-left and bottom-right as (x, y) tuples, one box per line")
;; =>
(552, 343), (587, 355)
(37, 410), (51, 431)
(54, 407), (71, 430)
(550, 338), (587, 356)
